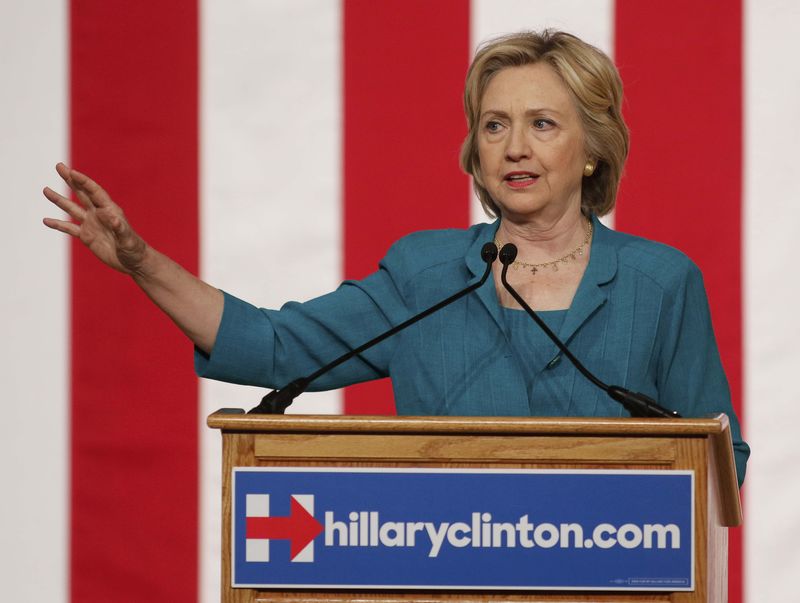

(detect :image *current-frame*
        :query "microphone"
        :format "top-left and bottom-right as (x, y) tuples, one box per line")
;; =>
(498, 243), (680, 419)
(249, 242), (499, 414)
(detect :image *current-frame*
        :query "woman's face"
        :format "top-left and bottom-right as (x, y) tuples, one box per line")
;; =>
(477, 63), (588, 222)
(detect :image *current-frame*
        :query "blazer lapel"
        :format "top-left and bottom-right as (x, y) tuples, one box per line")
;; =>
(559, 215), (618, 345)
(464, 220), (505, 333)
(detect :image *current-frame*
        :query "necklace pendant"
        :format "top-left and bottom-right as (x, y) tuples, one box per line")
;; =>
(530, 266), (537, 275)
(552, 263), (559, 272)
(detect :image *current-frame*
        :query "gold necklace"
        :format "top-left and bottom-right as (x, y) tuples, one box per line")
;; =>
(495, 220), (593, 275)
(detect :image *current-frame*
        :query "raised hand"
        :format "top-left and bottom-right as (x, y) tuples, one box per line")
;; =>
(42, 162), (224, 352)
(42, 163), (147, 274)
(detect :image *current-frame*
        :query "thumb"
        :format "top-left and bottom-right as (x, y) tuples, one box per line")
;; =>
(102, 212), (135, 246)
(103, 212), (145, 259)
(109, 214), (127, 237)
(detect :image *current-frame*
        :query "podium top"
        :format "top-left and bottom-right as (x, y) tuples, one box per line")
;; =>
(208, 411), (730, 436)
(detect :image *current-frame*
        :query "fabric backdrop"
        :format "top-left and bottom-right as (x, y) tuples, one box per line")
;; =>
(3, 0), (798, 601)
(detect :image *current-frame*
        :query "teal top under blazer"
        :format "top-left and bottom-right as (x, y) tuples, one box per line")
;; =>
(196, 216), (750, 485)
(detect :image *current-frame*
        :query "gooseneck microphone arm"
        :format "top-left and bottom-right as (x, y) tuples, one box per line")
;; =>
(498, 243), (680, 419)
(248, 243), (500, 414)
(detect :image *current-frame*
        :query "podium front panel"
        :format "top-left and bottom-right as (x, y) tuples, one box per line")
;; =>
(231, 467), (693, 591)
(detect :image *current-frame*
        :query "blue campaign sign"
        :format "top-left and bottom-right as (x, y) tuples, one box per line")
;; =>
(232, 468), (694, 591)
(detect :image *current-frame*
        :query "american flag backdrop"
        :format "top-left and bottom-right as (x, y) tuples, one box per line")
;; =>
(3, 0), (799, 601)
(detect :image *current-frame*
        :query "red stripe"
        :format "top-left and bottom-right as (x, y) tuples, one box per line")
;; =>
(614, 2), (744, 600)
(70, 2), (198, 600)
(342, 0), (471, 415)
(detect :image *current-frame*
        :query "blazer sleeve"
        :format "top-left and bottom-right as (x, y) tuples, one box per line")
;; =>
(655, 260), (750, 486)
(194, 247), (412, 391)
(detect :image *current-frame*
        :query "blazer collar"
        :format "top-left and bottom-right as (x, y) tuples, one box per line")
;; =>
(464, 215), (618, 343)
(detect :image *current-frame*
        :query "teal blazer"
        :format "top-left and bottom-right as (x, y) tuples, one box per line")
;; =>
(197, 216), (749, 484)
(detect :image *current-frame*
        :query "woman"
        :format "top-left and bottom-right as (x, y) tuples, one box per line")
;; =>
(42, 31), (749, 484)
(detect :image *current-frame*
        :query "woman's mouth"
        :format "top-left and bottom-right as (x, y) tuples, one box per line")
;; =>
(504, 171), (539, 188)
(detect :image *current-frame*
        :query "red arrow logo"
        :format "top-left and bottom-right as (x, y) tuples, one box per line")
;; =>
(246, 497), (324, 560)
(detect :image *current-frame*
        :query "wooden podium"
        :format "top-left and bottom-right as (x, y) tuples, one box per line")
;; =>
(207, 411), (741, 603)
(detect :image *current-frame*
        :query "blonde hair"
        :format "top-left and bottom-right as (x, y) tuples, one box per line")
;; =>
(460, 30), (629, 217)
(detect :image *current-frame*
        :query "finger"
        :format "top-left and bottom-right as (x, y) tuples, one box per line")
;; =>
(55, 162), (72, 181)
(43, 186), (87, 221)
(56, 163), (105, 207)
(55, 162), (82, 194)
(55, 162), (95, 208)
(43, 217), (81, 237)
(69, 167), (113, 209)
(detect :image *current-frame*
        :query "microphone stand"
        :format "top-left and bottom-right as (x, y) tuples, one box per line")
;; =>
(498, 243), (680, 419)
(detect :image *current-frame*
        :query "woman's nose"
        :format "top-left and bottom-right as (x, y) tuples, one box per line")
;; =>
(504, 125), (531, 161)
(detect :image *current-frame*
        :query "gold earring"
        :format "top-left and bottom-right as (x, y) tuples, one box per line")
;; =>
(583, 162), (596, 177)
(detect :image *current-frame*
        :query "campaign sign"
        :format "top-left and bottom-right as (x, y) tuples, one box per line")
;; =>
(232, 468), (694, 591)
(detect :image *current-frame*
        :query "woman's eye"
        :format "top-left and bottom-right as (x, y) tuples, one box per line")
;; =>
(533, 119), (554, 130)
(485, 121), (502, 133)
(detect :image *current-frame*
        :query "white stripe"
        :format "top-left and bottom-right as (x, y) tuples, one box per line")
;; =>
(0, 3), (68, 601)
(471, 0), (614, 54)
(246, 494), (270, 517)
(246, 539), (270, 563)
(744, 0), (800, 599)
(200, 1), (342, 599)
(469, 0), (615, 226)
